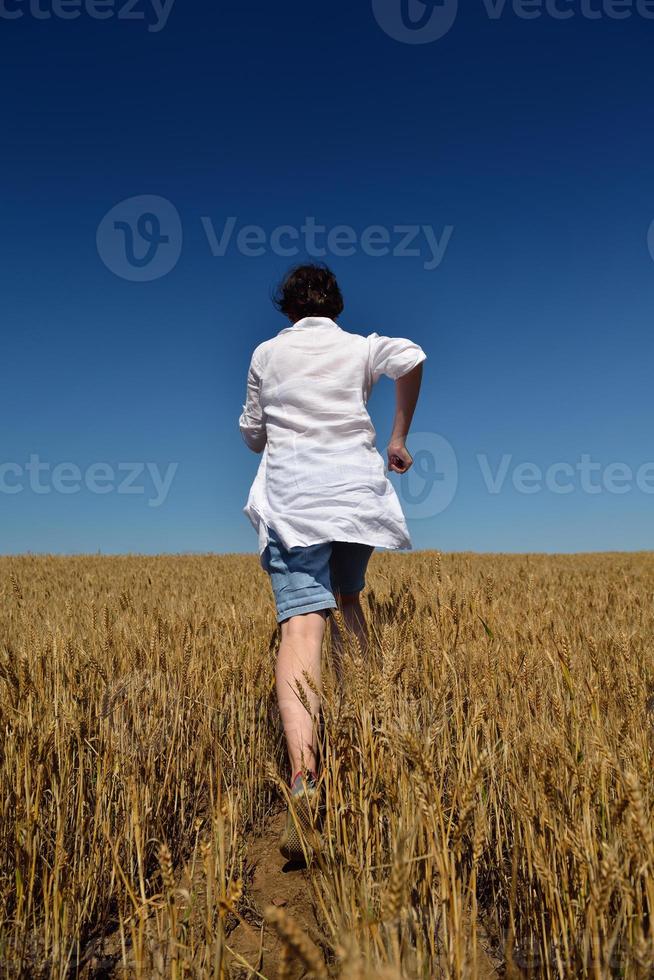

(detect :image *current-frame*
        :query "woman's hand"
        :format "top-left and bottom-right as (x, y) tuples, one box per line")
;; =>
(387, 362), (423, 474)
(387, 440), (413, 474)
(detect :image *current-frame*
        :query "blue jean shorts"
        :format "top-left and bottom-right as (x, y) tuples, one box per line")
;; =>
(261, 526), (375, 624)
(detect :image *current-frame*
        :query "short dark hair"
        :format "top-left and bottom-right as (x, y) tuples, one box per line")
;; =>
(273, 263), (344, 323)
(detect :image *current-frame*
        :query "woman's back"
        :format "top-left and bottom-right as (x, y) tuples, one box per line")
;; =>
(259, 317), (379, 495)
(240, 312), (426, 554)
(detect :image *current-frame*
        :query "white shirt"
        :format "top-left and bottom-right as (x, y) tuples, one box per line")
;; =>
(238, 316), (427, 560)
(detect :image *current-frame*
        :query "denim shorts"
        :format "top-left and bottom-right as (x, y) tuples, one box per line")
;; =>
(261, 525), (375, 624)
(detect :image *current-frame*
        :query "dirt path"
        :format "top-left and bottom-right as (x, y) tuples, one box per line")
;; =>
(226, 806), (324, 979)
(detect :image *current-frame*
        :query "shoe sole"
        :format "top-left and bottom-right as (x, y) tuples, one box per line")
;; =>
(279, 787), (318, 861)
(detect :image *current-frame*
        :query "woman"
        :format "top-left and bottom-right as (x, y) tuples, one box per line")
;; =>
(238, 263), (426, 860)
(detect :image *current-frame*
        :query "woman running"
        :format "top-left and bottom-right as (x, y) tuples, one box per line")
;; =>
(238, 263), (426, 860)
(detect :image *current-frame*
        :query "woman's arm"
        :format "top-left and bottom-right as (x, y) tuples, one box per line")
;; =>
(387, 361), (423, 474)
(239, 353), (267, 453)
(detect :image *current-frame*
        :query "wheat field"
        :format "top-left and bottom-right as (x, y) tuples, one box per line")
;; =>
(1, 551), (653, 978)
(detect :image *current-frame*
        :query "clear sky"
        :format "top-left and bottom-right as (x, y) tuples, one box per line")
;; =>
(2, 1), (653, 555)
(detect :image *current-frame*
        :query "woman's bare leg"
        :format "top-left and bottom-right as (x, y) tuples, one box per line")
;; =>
(329, 592), (369, 673)
(276, 610), (327, 779)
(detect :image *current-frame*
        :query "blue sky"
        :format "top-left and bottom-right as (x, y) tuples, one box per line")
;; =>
(2, 1), (653, 555)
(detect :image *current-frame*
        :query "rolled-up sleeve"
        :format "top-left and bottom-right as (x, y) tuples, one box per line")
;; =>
(367, 332), (427, 385)
(239, 351), (267, 453)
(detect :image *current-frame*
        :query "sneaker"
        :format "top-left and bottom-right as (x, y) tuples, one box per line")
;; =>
(279, 770), (319, 862)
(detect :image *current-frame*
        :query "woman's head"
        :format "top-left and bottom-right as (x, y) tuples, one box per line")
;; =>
(273, 263), (344, 323)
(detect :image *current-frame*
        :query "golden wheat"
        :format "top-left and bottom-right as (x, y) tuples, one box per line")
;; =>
(0, 551), (653, 977)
